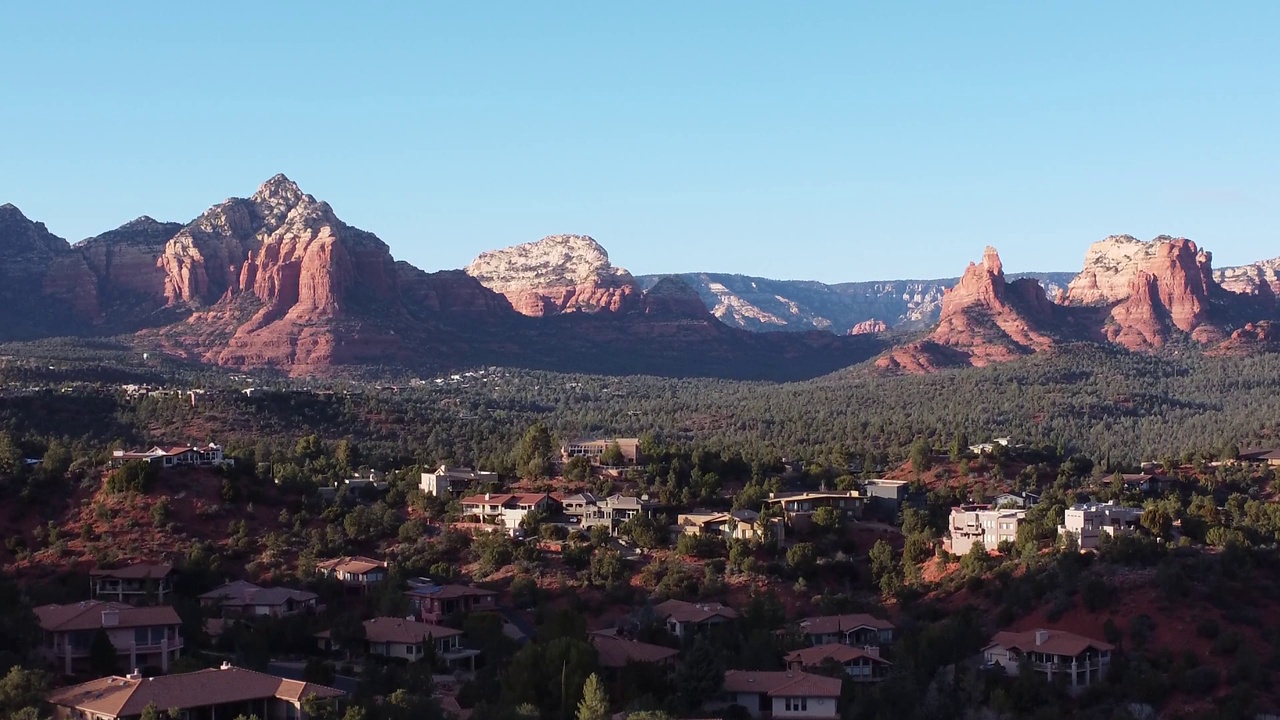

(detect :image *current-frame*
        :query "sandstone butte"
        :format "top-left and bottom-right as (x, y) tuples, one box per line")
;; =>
(848, 319), (889, 335)
(464, 234), (640, 317)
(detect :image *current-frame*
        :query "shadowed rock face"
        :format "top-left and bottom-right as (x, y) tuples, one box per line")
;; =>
(465, 234), (640, 316)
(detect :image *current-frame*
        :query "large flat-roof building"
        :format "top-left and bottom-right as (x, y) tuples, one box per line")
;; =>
(1059, 502), (1144, 550)
(949, 504), (1025, 555)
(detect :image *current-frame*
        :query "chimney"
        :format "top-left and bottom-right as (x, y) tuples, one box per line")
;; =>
(220, 661), (233, 670)
(485, 492), (491, 501)
(126, 669), (142, 681)
(102, 609), (120, 627)
(866, 646), (880, 658)
(1034, 630), (1049, 646)
(769, 492), (776, 499)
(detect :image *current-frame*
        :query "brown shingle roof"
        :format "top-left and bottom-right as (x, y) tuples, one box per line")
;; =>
(653, 599), (739, 624)
(35, 602), (180, 632)
(589, 631), (680, 668)
(407, 584), (498, 600)
(317, 617), (461, 645)
(201, 581), (317, 608)
(987, 629), (1114, 658)
(89, 563), (174, 580)
(47, 666), (344, 718)
(786, 644), (891, 667)
(721, 670), (842, 698)
(796, 613), (895, 635)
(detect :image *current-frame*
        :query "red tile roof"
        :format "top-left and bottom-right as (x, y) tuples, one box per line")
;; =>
(46, 666), (344, 718)
(795, 613), (895, 635)
(317, 617), (461, 645)
(987, 628), (1114, 657)
(786, 644), (890, 667)
(589, 631), (680, 668)
(721, 670), (842, 698)
(35, 601), (180, 632)
(653, 599), (739, 624)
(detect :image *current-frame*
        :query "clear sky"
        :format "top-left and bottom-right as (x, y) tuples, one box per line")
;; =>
(2, 2), (1277, 283)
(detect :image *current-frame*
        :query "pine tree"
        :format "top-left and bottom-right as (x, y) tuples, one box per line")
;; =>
(576, 673), (609, 720)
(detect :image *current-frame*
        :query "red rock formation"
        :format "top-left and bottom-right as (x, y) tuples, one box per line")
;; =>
(639, 276), (712, 317)
(848, 319), (888, 335)
(1211, 321), (1280, 356)
(398, 265), (516, 316)
(465, 235), (640, 316)
(879, 247), (1060, 372)
(1102, 239), (1224, 349)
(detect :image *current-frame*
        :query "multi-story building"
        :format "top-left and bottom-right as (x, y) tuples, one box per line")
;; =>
(317, 617), (479, 671)
(35, 601), (183, 674)
(569, 493), (658, 532)
(199, 581), (319, 618)
(794, 613), (895, 647)
(1059, 502), (1144, 550)
(949, 504), (1025, 555)
(711, 670), (842, 719)
(458, 493), (561, 536)
(48, 664), (344, 720)
(763, 491), (864, 531)
(983, 628), (1113, 692)
(786, 644), (891, 682)
(406, 581), (498, 623)
(677, 510), (776, 542)
(561, 438), (641, 466)
(654, 599), (739, 640)
(109, 443), (230, 468)
(315, 556), (388, 593)
(419, 465), (498, 497)
(90, 563), (174, 606)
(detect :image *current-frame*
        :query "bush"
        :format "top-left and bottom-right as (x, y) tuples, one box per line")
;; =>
(104, 460), (156, 495)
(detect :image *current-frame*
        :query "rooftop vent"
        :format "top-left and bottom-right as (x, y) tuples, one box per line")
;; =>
(1034, 630), (1050, 646)
(126, 669), (142, 681)
(220, 661), (233, 670)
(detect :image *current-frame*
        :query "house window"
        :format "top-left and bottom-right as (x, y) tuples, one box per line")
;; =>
(784, 698), (807, 712)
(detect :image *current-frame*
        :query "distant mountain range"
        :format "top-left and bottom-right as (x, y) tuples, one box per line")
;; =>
(1, 174), (1276, 379)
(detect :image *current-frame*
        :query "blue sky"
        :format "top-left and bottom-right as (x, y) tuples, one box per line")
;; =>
(2, 2), (1277, 282)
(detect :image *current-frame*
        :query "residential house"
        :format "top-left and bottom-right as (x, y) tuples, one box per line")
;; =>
(406, 581), (498, 623)
(968, 437), (1015, 455)
(420, 466), (498, 497)
(198, 581), (319, 618)
(48, 664), (344, 720)
(786, 644), (891, 682)
(763, 491), (864, 532)
(561, 439), (641, 466)
(676, 510), (776, 542)
(35, 601), (183, 675)
(983, 628), (1113, 692)
(579, 494), (659, 532)
(343, 470), (388, 494)
(1239, 447), (1280, 467)
(315, 556), (388, 593)
(711, 670), (842, 719)
(1107, 473), (1163, 494)
(992, 491), (1040, 509)
(1059, 502), (1144, 550)
(949, 505), (1025, 555)
(109, 443), (230, 469)
(317, 617), (478, 671)
(90, 564), (174, 606)
(653, 599), (738, 640)
(458, 493), (561, 536)
(794, 614), (895, 647)
(589, 629), (679, 670)
(862, 479), (910, 514)
(559, 492), (602, 519)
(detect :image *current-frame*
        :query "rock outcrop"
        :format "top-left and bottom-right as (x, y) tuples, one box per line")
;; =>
(465, 235), (639, 316)
(848, 319), (888, 335)
(1211, 321), (1280, 356)
(1216, 258), (1280, 299)
(0, 204), (99, 338)
(1066, 236), (1225, 349)
(74, 217), (183, 327)
(878, 247), (1063, 372)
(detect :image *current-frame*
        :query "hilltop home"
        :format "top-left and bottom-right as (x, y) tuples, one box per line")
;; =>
(992, 491), (1040, 509)
(794, 613), (895, 647)
(710, 670), (842, 719)
(420, 465), (498, 497)
(47, 664), (344, 720)
(577, 494), (659, 532)
(786, 644), (891, 682)
(561, 438), (641, 466)
(317, 617), (478, 670)
(198, 581), (319, 618)
(406, 581), (498, 624)
(458, 493), (561, 536)
(314, 556), (388, 593)
(35, 601), (183, 675)
(763, 490), (864, 531)
(109, 443), (230, 469)
(90, 563), (175, 606)
(1238, 447), (1280, 467)
(653, 599), (739, 640)
(589, 629), (680, 670)
(1059, 502), (1144, 550)
(983, 629), (1113, 692)
(677, 509), (777, 542)
(949, 504), (1025, 555)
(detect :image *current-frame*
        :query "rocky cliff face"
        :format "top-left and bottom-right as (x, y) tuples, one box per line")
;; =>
(1216, 258), (1280, 299)
(878, 247), (1064, 372)
(466, 235), (639, 316)
(73, 217), (183, 326)
(1064, 236), (1226, 349)
(0, 204), (99, 338)
(848, 319), (888, 335)
(642, 272), (1074, 334)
